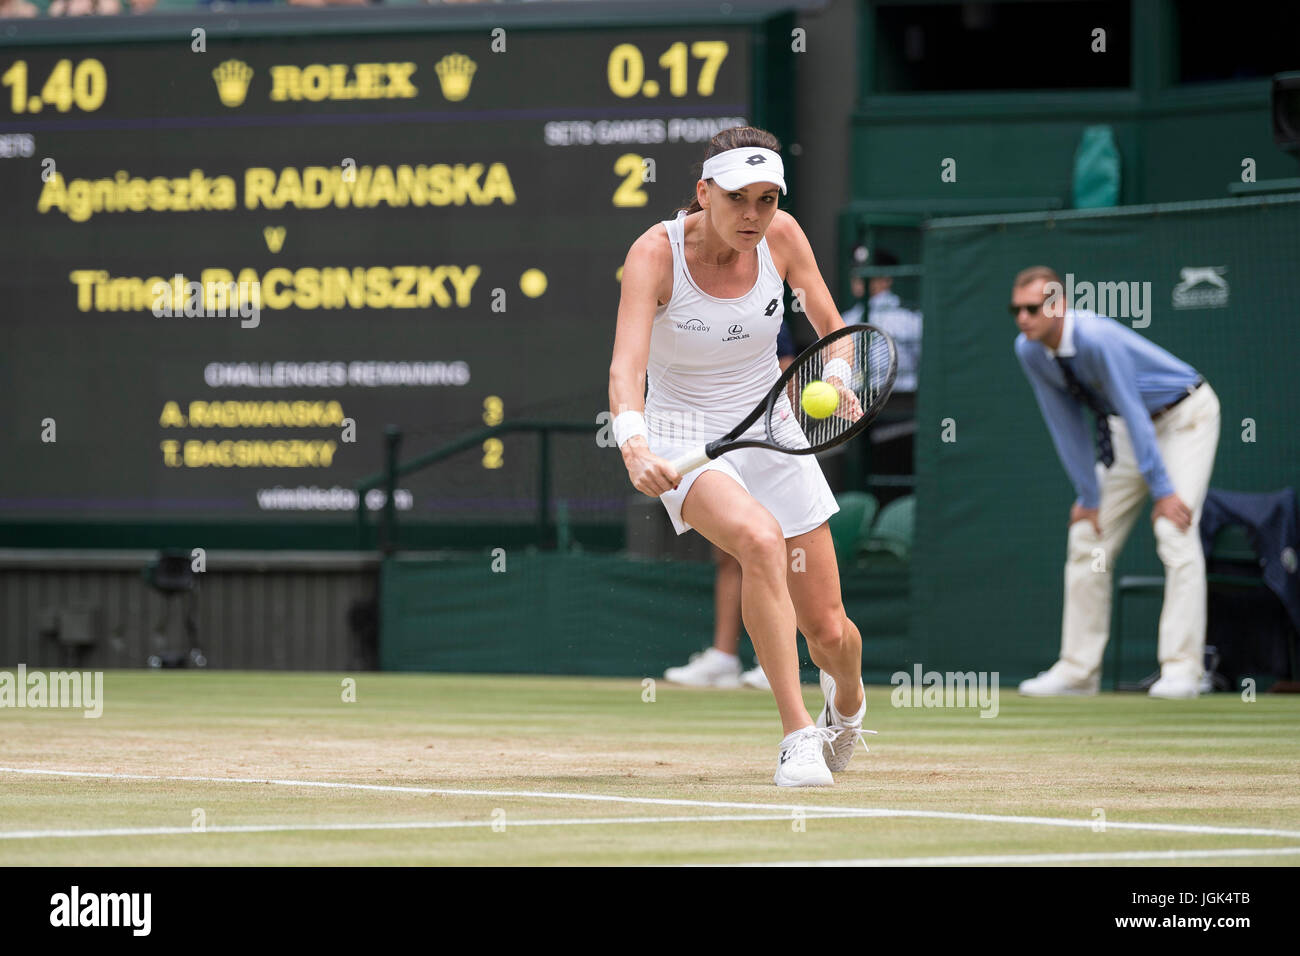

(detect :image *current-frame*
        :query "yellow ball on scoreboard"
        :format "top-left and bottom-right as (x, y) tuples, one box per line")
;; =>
(519, 269), (548, 298)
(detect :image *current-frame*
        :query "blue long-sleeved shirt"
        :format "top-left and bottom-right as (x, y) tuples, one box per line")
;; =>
(1014, 310), (1201, 509)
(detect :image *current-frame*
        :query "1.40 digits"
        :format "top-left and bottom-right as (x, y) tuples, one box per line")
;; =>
(2, 59), (107, 114)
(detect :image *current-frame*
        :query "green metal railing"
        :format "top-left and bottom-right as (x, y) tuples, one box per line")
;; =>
(355, 421), (597, 553)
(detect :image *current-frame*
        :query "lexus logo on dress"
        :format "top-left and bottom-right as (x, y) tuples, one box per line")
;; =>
(728, 324), (743, 334)
(722, 323), (749, 342)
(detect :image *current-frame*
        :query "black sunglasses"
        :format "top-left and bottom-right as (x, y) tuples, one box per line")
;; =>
(1008, 302), (1044, 317)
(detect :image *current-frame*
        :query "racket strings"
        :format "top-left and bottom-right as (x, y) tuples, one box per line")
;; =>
(773, 328), (895, 452)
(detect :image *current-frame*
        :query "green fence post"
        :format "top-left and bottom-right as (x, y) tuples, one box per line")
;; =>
(381, 426), (402, 555)
(556, 498), (572, 552)
(537, 428), (551, 548)
(356, 483), (369, 550)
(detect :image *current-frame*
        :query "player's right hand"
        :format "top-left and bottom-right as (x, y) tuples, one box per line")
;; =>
(621, 440), (682, 497)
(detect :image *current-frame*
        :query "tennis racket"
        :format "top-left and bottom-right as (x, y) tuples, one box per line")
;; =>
(666, 323), (898, 480)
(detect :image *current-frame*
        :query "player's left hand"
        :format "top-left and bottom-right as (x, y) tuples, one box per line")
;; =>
(1152, 493), (1193, 532)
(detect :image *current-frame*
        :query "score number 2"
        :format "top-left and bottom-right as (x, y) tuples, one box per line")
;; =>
(2, 60), (107, 114)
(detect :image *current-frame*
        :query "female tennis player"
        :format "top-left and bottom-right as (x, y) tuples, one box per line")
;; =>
(607, 127), (870, 787)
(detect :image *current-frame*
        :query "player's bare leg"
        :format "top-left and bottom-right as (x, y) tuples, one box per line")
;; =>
(784, 522), (863, 716)
(712, 545), (743, 655)
(681, 471), (812, 736)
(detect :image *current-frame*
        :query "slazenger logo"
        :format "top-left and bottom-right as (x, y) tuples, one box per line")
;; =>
(674, 318), (709, 332)
(1172, 266), (1229, 310)
(723, 323), (749, 342)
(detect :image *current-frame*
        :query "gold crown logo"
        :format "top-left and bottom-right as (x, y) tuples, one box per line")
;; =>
(434, 53), (477, 102)
(212, 60), (254, 108)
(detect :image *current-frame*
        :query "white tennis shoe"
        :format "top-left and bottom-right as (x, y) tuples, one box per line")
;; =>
(663, 649), (742, 688)
(773, 726), (836, 787)
(740, 664), (770, 690)
(815, 670), (875, 772)
(1017, 665), (1098, 696)
(1148, 674), (1200, 699)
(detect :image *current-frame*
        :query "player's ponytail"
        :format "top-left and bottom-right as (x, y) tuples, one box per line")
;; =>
(675, 126), (782, 215)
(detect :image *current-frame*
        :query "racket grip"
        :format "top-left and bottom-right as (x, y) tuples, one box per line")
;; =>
(669, 446), (712, 477)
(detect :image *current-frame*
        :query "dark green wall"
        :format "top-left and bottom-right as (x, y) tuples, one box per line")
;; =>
(1139, 91), (1289, 201)
(381, 550), (911, 683)
(849, 85), (1289, 213)
(846, 0), (1297, 235)
(852, 94), (1143, 209)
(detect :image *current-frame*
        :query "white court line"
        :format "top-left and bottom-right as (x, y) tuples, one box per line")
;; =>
(0, 812), (867, 841)
(4, 767), (1300, 841)
(712, 846), (1300, 867)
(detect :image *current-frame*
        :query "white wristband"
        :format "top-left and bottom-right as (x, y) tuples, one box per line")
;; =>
(822, 358), (853, 388)
(612, 410), (648, 448)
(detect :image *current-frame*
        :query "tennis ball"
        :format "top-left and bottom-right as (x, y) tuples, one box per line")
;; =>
(801, 380), (838, 419)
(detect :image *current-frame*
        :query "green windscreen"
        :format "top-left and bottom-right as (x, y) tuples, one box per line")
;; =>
(912, 195), (1300, 682)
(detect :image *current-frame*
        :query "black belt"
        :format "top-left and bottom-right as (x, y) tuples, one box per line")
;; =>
(1152, 377), (1204, 421)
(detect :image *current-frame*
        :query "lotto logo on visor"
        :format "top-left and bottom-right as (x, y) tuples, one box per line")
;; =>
(701, 147), (787, 194)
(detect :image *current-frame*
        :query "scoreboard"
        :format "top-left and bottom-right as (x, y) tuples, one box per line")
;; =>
(0, 17), (784, 530)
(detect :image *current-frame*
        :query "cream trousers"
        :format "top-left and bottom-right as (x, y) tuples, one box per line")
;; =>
(1055, 383), (1221, 684)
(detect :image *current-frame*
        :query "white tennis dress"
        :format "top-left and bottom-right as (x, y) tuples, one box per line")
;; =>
(647, 210), (839, 537)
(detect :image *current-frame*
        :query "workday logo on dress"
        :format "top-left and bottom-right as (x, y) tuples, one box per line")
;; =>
(674, 318), (710, 332)
(1172, 267), (1229, 310)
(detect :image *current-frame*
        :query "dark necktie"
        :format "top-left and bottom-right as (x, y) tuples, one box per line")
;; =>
(1055, 357), (1114, 468)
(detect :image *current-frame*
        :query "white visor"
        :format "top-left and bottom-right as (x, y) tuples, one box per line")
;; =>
(701, 147), (786, 195)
